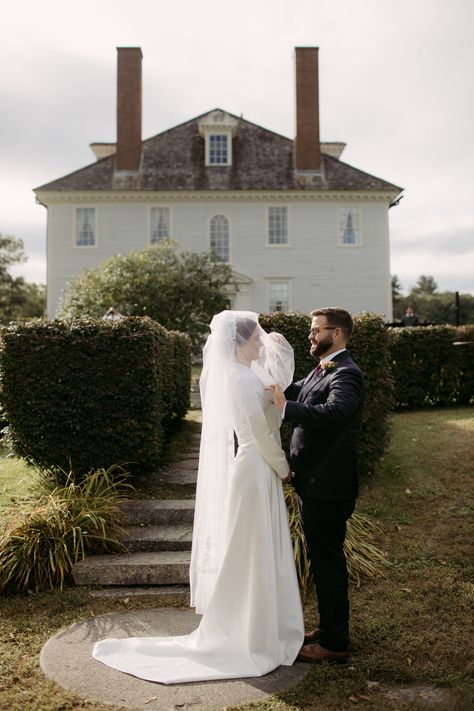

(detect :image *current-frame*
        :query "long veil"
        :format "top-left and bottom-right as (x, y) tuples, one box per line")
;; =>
(189, 310), (294, 614)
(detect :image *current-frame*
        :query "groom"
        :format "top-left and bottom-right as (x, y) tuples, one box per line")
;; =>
(271, 307), (364, 663)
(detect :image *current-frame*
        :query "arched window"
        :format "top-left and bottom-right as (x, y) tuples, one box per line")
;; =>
(210, 215), (229, 262)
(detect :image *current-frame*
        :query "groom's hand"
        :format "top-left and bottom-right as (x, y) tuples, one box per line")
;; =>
(267, 384), (287, 412)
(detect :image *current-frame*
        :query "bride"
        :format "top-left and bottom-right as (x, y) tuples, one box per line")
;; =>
(92, 311), (304, 683)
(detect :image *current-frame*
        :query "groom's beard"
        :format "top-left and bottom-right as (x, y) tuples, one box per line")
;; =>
(311, 335), (334, 358)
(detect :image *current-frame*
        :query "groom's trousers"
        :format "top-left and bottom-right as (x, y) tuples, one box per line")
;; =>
(300, 497), (355, 652)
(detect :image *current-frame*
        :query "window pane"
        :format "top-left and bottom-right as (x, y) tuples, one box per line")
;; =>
(269, 282), (289, 312)
(210, 215), (229, 262)
(340, 207), (359, 245)
(209, 134), (228, 164)
(76, 208), (95, 246)
(268, 207), (288, 245)
(151, 207), (170, 243)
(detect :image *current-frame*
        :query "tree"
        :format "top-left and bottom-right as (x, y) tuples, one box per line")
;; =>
(0, 234), (46, 323)
(0, 233), (26, 272)
(412, 275), (438, 295)
(57, 241), (234, 354)
(391, 274), (403, 302)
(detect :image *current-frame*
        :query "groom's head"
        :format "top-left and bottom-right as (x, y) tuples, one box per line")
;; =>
(308, 307), (353, 358)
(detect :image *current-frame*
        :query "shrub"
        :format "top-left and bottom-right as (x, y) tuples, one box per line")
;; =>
(0, 317), (191, 479)
(387, 325), (474, 409)
(349, 312), (395, 476)
(259, 311), (394, 478)
(0, 466), (130, 594)
(56, 241), (232, 356)
(167, 330), (192, 425)
(454, 325), (474, 405)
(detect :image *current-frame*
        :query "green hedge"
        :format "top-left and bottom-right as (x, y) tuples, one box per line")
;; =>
(167, 330), (193, 424)
(388, 325), (474, 409)
(455, 325), (474, 405)
(259, 311), (393, 478)
(0, 317), (191, 479)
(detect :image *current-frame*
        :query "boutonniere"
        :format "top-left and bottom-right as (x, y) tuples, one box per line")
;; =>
(321, 361), (337, 372)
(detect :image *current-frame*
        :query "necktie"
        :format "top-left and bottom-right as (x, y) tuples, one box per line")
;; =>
(312, 364), (323, 379)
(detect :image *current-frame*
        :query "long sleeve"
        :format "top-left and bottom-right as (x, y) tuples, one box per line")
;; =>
(284, 368), (364, 430)
(238, 377), (290, 480)
(284, 378), (305, 401)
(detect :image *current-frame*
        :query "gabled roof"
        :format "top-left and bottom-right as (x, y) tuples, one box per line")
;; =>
(35, 109), (402, 195)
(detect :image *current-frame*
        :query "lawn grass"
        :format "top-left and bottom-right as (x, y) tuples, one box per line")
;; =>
(0, 407), (473, 710)
(0, 451), (42, 515)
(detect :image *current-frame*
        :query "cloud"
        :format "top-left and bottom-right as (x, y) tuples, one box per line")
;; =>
(10, 256), (46, 286)
(0, 50), (113, 176)
(391, 229), (474, 256)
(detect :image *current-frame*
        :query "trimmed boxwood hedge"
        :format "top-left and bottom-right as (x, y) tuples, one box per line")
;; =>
(167, 330), (193, 424)
(259, 311), (393, 478)
(388, 324), (474, 409)
(0, 317), (191, 478)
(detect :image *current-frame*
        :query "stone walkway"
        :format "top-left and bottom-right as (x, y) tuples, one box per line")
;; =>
(40, 608), (310, 711)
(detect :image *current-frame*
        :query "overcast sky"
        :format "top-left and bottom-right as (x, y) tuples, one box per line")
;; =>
(2, 0), (473, 294)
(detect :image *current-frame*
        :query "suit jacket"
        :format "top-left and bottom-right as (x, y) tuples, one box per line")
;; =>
(401, 314), (419, 326)
(284, 351), (364, 500)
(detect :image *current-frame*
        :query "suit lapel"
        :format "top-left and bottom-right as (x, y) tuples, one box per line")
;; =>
(298, 368), (324, 401)
(297, 351), (350, 402)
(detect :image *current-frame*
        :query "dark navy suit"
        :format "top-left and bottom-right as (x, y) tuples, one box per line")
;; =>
(284, 350), (364, 651)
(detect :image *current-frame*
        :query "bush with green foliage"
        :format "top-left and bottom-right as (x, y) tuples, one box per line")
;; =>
(0, 317), (191, 479)
(0, 466), (129, 594)
(167, 330), (193, 424)
(57, 241), (232, 355)
(454, 325), (474, 405)
(259, 311), (394, 478)
(388, 324), (474, 409)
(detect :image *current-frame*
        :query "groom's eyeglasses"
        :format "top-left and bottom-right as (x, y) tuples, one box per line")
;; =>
(309, 327), (337, 336)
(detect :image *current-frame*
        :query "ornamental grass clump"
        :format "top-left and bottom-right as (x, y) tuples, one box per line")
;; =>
(285, 487), (389, 600)
(0, 465), (131, 594)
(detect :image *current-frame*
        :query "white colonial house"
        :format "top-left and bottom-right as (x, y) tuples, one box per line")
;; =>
(35, 47), (402, 320)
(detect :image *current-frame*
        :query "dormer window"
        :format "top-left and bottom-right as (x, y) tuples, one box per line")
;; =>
(209, 134), (229, 164)
(198, 110), (238, 167)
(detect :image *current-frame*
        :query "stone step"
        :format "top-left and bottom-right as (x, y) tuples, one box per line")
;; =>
(119, 499), (195, 526)
(121, 524), (192, 552)
(72, 551), (191, 586)
(153, 462), (198, 485)
(88, 585), (189, 600)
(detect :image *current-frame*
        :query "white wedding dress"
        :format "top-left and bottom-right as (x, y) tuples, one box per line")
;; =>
(93, 325), (304, 684)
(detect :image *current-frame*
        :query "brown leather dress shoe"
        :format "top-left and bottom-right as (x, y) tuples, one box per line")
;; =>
(304, 627), (321, 644)
(297, 642), (348, 664)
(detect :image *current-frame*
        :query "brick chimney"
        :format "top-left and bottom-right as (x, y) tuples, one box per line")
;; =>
(294, 46), (321, 172)
(116, 47), (142, 172)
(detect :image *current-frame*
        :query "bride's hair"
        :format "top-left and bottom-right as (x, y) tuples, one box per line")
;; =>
(236, 317), (257, 343)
